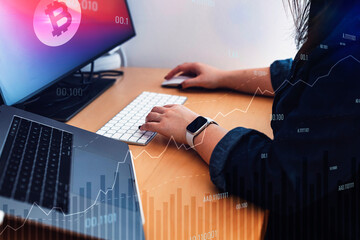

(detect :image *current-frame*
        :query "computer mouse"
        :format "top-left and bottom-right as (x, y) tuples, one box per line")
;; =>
(161, 75), (191, 88)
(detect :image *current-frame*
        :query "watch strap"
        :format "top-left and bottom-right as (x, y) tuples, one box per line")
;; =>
(186, 129), (196, 149)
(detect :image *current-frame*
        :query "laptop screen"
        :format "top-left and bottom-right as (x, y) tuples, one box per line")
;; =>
(0, 0), (135, 105)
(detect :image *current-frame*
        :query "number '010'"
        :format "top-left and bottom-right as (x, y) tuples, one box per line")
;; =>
(82, 0), (98, 12)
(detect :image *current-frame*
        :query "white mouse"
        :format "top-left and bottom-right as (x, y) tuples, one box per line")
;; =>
(161, 75), (191, 88)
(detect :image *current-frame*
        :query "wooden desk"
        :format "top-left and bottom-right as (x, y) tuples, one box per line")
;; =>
(2, 67), (274, 239)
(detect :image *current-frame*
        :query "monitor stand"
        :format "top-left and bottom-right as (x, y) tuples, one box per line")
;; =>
(14, 74), (116, 122)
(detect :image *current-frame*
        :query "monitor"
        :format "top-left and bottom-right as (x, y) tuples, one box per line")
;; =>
(0, 0), (135, 107)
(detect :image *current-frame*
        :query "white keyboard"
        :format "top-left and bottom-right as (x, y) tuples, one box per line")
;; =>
(96, 91), (187, 145)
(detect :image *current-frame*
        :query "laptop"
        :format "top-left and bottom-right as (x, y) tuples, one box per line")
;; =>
(0, 105), (145, 239)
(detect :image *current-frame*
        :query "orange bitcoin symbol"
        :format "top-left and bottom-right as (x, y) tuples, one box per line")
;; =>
(45, 1), (72, 37)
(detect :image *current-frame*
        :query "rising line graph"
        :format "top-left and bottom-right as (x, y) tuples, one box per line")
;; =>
(0, 54), (358, 235)
(133, 54), (360, 158)
(0, 150), (136, 235)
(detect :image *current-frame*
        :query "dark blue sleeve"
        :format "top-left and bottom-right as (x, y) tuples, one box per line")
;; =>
(270, 59), (293, 91)
(209, 127), (276, 210)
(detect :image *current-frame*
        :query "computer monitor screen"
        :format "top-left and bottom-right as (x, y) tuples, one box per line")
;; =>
(0, 0), (135, 105)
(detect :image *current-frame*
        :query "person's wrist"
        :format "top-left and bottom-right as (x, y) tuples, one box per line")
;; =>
(192, 123), (216, 147)
(216, 70), (233, 89)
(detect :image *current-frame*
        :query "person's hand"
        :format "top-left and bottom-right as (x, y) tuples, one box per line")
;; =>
(165, 62), (226, 89)
(140, 105), (199, 144)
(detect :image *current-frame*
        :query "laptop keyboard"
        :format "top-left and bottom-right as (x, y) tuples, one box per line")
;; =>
(0, 116), (72, 213)
(97, 91), (187, 145)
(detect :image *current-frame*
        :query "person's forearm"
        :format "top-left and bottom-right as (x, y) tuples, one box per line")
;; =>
(193, 124), (228, 165)
(218, 67), (274, 96)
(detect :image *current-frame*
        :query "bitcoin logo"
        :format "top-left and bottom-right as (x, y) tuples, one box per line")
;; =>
(33, 0), (81, 47)
(45, 1), (72, 37)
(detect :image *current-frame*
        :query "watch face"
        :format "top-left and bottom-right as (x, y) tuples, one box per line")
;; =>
(187, 116), (208, 133)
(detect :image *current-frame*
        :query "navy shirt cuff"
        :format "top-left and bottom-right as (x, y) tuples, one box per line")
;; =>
(209, 127), (253, 191)
(270, 58), (293, 91)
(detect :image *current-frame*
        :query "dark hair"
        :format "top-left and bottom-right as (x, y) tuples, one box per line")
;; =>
(284, 0), (355, 52)
(283, 0), (311, 49)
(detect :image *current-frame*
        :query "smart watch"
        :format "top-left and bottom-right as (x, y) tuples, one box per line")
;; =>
(186, 116), (217, 149)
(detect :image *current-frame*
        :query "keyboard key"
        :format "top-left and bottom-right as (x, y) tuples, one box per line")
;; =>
(117, 129), (127, 134)
(97, 130), (105, 135)
(140, 134), (152, 141)
(100, 126), (110, 131)
(112, 133), (123, 139)
(121, 125), (131, 130)
(137, 139), (148, 144)
(114, 122), (124, 127)
(129, 126), (139, 131)
(129, 137), (139, 142)
(133, 133), (144, 138)
(120, 134), (132, 141)
(144, 131), (154, 137)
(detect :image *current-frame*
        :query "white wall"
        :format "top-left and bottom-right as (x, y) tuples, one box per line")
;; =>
(122, 0), (297, 70)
